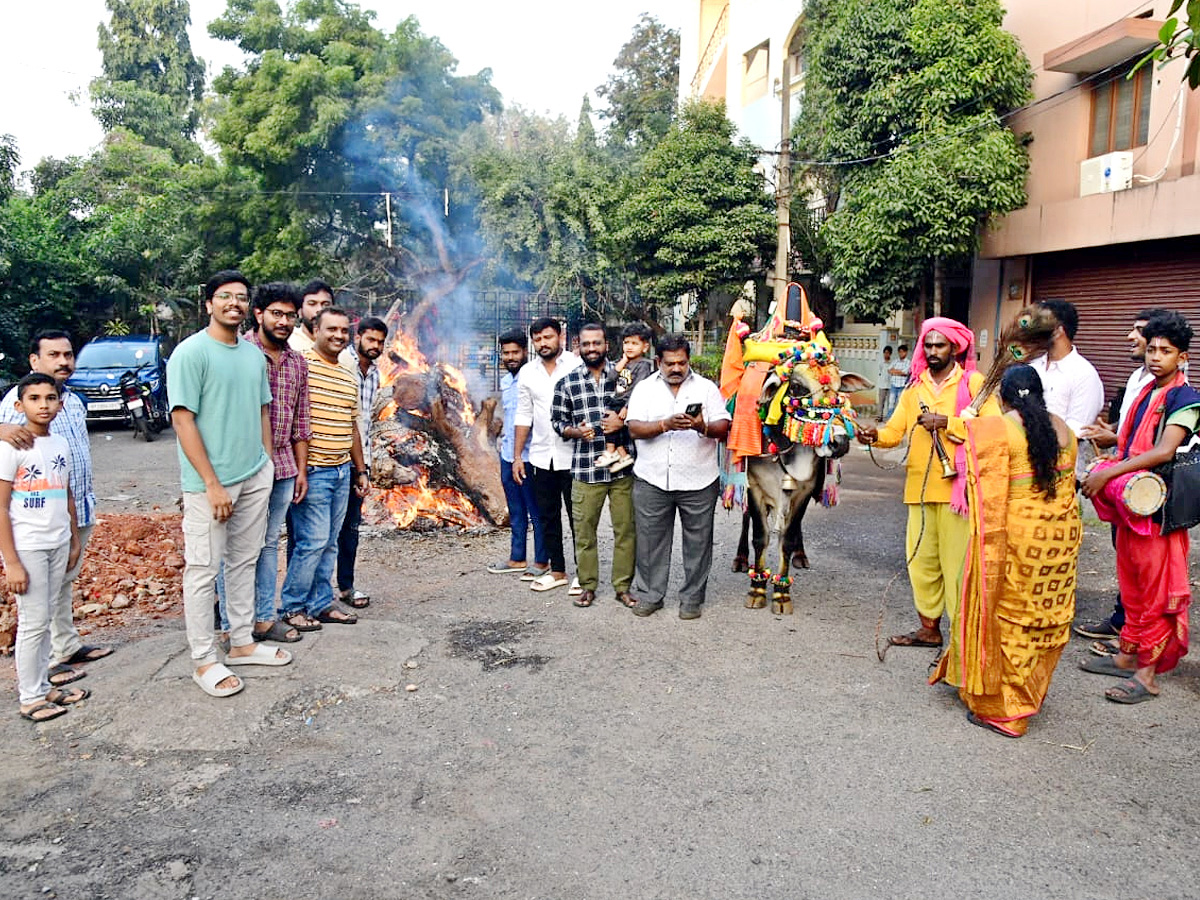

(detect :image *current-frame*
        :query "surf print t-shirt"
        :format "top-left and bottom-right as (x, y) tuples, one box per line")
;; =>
(0, 434), (72, 550)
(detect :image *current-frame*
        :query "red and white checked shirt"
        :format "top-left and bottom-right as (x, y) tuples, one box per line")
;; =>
(247, 331), (312, 480)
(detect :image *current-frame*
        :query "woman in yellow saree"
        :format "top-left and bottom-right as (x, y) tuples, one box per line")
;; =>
(932, 365), (1080, 737)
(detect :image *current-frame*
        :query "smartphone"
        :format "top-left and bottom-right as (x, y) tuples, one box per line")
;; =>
(685, 402), (703, 417)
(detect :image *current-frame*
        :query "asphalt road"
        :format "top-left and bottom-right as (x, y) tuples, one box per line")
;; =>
(0, 428), (1196, 899)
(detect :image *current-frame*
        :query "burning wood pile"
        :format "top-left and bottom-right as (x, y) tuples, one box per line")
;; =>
(364, 329), (508, 531)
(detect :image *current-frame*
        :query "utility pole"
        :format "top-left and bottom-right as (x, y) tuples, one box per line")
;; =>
(773, 57), (792, 311)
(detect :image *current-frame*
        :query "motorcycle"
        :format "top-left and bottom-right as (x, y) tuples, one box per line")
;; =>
(119, 362), (168, 441)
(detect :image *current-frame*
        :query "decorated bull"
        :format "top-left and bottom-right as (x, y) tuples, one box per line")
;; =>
(719, 284), (872, 614)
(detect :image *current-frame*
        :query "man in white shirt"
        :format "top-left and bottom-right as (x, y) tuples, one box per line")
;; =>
(1075, 307), (1170, 643)
(625, 335), (732, 620)
(1029, 299), (1105, 436)
(512, 318), (582, 593)
(288, 279), (356, 370)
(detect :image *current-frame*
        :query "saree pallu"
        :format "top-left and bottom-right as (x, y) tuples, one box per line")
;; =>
(933, 416), (1079, 735)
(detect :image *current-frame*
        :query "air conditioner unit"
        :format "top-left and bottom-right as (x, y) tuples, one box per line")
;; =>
(1080, 151), (1133, 197)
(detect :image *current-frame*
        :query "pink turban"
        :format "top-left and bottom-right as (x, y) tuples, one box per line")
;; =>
(909, 316), (978, 384)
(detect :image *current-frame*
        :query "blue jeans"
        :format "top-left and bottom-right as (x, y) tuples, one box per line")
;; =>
(888, 385), (904, 415)
(280, 464), (351, 618)
(500, 457), (547, 566)
(217, 476), (295, 631)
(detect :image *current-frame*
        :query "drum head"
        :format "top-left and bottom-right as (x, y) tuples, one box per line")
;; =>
(1122, 471), (1167, 516)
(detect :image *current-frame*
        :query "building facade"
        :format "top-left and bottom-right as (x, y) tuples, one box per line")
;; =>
(970, 1), (1200, 397)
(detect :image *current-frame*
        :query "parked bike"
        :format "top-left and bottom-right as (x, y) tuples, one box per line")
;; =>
(119, 360), (168, 441)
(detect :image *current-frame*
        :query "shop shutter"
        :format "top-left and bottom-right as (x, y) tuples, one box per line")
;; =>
(1032, 236), (1200, 405)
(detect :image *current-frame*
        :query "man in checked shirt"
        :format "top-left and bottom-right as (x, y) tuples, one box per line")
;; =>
(551, 323), (636, 609)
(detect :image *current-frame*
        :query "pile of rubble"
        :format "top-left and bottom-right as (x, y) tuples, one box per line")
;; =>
(0, 513), (184, 653)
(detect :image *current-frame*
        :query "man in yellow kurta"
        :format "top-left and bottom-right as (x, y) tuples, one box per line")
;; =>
(857, 318), (1000, 651)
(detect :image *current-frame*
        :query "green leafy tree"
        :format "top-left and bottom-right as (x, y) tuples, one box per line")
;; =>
(208, 0), (501, 335)
(1138, 0), (1200, 88)
(612, 99), (774, 313)
(596, 14), (680, 150)
(469, 106), (636, 322)
(90, 0), (207, 161)
(795, 0), (1032, 317)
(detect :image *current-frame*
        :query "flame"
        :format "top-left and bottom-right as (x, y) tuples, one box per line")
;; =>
(378, 472), (484, 530)
(370, 322), (482, 529)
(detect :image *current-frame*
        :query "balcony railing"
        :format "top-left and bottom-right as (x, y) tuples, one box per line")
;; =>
(690, 3), (729, 96)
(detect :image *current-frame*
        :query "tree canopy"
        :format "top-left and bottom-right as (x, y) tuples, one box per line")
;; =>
(596, 14), (681, 149)
(796, 0), (1033, 317)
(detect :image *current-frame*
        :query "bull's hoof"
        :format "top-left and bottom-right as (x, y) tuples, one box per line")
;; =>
(791, 551), (809, 569)
(746, 592), (767, 609)
(771, 597), (794, 615)
(732, 555), (750, 573)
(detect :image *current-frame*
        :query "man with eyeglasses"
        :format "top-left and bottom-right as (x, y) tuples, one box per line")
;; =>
(215, 283), (312, 646)
(168, 271), (292, 698)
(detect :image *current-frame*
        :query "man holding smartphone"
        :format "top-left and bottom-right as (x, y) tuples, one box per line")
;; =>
(625, 335), (731, 620)
(550, 324), (636, 609)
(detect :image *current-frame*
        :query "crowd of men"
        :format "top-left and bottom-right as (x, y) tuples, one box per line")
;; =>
(3, 278), (1190, 718)
(492, 317), (730, 619)
(171, 271), (384, 698)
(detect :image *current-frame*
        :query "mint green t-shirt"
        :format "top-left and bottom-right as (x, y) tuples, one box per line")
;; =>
(167, 330), (272, 492)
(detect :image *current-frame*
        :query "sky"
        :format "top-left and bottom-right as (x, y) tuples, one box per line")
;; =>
(1, 0), (689, 171)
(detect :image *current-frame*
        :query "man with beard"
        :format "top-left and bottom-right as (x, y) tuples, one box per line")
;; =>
(288, 279), (355, 370)
(513, 318), (582, 593)
(335, 316), (387, 608)
(487, 329), (548, 580)
(857, 318), (1000, 655)
(1076, 308), (1171, 645)
(280, 307), (367, 631)
(215, 283), (311, 645)
(550, 324), (636, 609)
(625, 335), (731, 620)
(0, 331), (111, 685)
(169, 271), (290, 698)
(1029, 299), (1105, 439)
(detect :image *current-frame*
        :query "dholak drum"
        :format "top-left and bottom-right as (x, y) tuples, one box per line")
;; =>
(1121, 470), (1167, 516)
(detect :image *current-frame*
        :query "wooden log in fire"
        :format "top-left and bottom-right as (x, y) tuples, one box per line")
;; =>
(366, 363), (508, 530)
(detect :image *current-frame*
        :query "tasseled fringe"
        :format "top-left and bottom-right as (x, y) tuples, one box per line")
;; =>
(820, 459), (841, 508)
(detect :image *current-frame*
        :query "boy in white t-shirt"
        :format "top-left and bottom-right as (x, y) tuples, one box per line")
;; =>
(0, 374), (83, 722)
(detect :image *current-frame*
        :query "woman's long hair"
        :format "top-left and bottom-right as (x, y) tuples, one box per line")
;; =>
(999, 365), (1059, 498)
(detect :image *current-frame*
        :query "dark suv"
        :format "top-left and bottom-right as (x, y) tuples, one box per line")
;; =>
(67, 336), (169, 421)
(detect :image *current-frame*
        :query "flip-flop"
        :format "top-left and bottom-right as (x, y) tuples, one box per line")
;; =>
(315, 607), (358, 625)
(283, 612), (323, 633)
(60, 645), (113, 665)
(1079, 655), (1132, 676)
(253, 620), (302, 643)
(1088, 639), (1120, 657)
(966, 711), (1021, 738)
(567, 578), (584, 597)
(573, 590), (595, 608)
(341, 589), (370, 609)
(193, 663), (243, 698)
(20, 700), (68, 723)
(615, 592), (637, 609)
(888, 631), (943, 648)
(48, 664), (87, 687)
(1105, 678), (1159, 704)
(225, 643), (293, 667)
(520, 567), (549, 582)
(45, 686), (90, 706)
(486, 561), (526, 574)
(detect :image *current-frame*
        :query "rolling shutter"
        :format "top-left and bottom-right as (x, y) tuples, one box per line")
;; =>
(1032, 236), (1200, 403)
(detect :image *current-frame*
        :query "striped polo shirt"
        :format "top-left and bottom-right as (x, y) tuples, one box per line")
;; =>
(303, 349), (360, 467)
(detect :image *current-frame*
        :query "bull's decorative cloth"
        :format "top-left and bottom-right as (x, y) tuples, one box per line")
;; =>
(933, 415), (1079, 735)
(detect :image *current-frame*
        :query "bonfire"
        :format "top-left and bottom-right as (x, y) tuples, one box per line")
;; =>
(364, 328), (507, 531)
